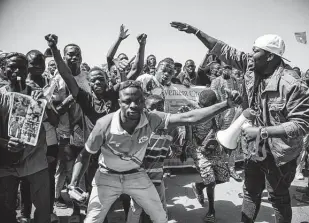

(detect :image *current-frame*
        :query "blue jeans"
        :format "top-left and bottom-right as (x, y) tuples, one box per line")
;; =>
(241, 155), (297, 223)
(85, 168), (168, 223)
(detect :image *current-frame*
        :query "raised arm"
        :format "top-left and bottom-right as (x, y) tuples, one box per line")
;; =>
(126, 34), (147, 80)
(107, 24), (130, 70)
(170, 21), (249, 73)
(168, 90), (242, 128)
(170, 21), (217, 50)
(45, 34), (79, 97)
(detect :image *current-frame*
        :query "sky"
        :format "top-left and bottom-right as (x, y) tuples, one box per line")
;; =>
(0, 0), (309, 70)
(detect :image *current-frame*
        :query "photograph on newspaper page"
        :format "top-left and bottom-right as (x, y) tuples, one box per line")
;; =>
(8, 92), (47, 146)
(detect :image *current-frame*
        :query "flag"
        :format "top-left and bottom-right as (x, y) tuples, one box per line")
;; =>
(295, 32), (307, 44)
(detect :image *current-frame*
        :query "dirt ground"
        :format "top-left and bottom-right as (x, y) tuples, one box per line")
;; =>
(17, 168), (309, 223)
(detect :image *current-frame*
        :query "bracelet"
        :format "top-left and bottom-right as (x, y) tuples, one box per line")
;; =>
(195, 29), (200, 35)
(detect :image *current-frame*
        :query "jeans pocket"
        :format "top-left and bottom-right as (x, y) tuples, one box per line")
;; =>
(93, 170), (119, 187)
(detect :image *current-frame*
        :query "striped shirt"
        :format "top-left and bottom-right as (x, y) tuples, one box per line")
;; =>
(143, 127), (185, 185)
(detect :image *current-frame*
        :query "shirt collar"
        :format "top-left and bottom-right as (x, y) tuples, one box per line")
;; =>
(110, 109), (149, 135)
(263, 62), (285, 92)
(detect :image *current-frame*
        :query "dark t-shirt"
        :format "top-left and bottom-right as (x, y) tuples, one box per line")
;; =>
(76, 87), (119, 125)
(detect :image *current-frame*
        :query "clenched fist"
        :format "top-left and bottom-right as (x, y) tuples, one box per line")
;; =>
(45, 34), (58, 49)
(137, 34), (147, 45)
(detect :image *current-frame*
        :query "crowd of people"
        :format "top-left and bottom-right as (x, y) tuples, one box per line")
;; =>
(1, 22), (309, 223)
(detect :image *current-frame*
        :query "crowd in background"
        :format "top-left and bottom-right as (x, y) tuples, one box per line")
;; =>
(1, 22), (309, 223)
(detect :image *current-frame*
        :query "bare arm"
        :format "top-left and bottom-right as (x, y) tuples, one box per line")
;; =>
(45, 34), (79, 98)
(170, 22), (218, 50)
(170, 22), (249, 73)
(168, 89), (242, 128)
(168, 101), (229, 128)
(107, 25), (130, 70)
(127, 34), (147, 80)
(70, 148), (92, 186)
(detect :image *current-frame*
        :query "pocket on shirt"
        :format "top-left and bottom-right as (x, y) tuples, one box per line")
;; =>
(268, 102), (285, 124)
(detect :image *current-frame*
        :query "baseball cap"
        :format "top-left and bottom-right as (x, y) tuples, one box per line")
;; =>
(253, 34), (290, 62)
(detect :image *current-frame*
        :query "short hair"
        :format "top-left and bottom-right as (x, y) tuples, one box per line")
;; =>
(174, 62), (182, 68)
(145, 94), (164, 106)
(26, 50), (44, 61)
(198, 89), (217, 107)
(293, 67), (300, 71)
(185, 59), (195, 65)
(88, 66), (108, 80)
(157, 57), (174, 68)
(208, 61), (220, 69)
(3, 52), (27, 66)
(147, 54), (155, 60)
(0, 52), (8, 67)
(63, 44), (81, 54)
(119, 80), (142, 92)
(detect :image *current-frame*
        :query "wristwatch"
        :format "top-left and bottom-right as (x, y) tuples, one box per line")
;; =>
(260, 127), (269, 140)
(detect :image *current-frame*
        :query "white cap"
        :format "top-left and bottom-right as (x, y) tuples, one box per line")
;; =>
(253, 34), (290, 62)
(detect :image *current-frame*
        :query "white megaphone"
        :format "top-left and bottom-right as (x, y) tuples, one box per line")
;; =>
(216, 108), (256, 150)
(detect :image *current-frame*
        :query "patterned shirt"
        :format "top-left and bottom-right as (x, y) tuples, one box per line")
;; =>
(144, 127), (185, 185)
(210, 75), (239, 130)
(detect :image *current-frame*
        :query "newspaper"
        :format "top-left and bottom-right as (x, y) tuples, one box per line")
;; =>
(8, 92), (47, 146)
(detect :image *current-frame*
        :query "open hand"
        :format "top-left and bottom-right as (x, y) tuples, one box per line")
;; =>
(225, 89), (242, 108)
(119, 24), (130, 40)
(45, 34), (58, 49)
(137, 33), (147, 45)
(8, 137), (25, 153)
(170, 21), (197, 34)
(31, 89), (44, 100)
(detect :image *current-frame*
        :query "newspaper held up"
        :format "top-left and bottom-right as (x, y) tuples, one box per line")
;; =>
(8, 92), (47, 146)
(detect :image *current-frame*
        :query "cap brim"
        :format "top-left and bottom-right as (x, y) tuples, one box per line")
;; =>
(255, 46), (291, 62)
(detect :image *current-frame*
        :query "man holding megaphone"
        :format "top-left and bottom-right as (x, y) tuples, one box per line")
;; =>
(171, 22), (309, 223)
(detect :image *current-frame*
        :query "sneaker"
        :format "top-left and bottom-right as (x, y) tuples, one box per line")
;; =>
(55, 197), (68, 209)
(192, 183), (204, 205)
(203, 212), (216, 223)
(19, 217), (31, 223)
(51, 213), (60, 223)
(296, 172), (304, 180)
(230, 168), (242, 182)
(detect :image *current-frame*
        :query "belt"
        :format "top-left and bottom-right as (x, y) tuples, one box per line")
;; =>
(100, 165), (140, 175)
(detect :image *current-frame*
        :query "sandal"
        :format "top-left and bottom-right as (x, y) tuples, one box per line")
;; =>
(204, 213), (216, 223)
(192, 183), (204, 205)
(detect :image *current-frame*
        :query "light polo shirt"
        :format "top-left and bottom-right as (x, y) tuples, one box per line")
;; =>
(85, 109), (170, 172)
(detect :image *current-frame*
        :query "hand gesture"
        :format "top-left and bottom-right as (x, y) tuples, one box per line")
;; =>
(8, 137), (25, 153)
(225, 89), (242, 108)
(178, 105), (192, 113)
(170, 21), (197, 34)
(31, 89), (44, 100)
(137, 34), (147, 45)
(45, 34), (58, 49)
(119, 24), (130, 40)
(242, 126), (260, 142)
(183, 79), (191, 88)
